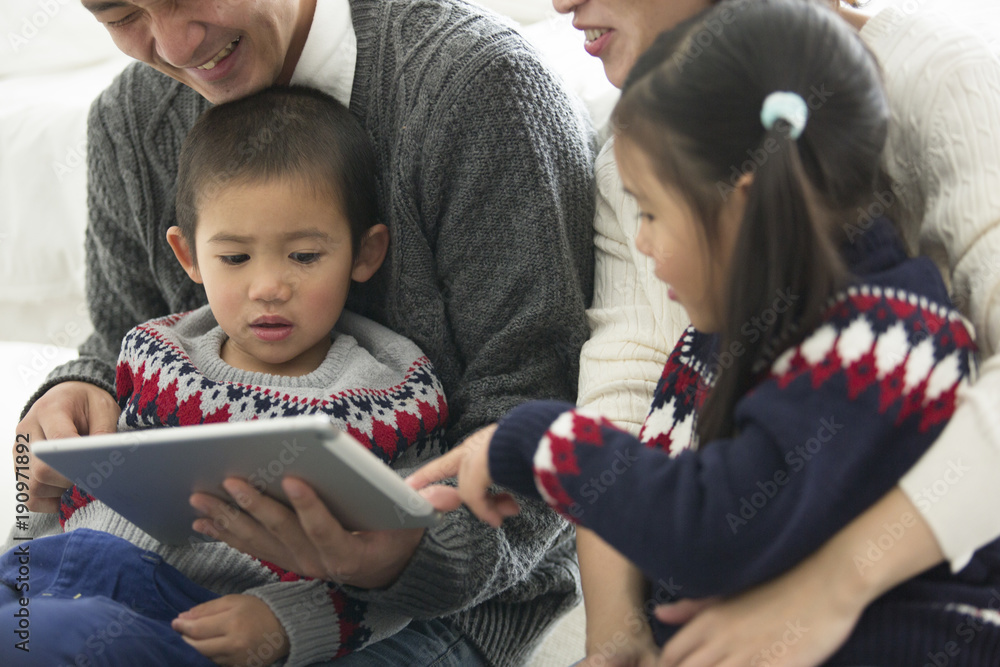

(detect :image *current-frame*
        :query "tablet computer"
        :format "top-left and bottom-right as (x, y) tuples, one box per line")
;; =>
(32, 415), (442, 545)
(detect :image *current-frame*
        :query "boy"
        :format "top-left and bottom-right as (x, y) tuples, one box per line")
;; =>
(2, 86), (448, 666)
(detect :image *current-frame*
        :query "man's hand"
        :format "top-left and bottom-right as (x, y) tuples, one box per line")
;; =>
(171, 594), (289, 666)
(190, 477), (425, 589)
(406, 424), (519, 527)
(15, 381), (120, 512)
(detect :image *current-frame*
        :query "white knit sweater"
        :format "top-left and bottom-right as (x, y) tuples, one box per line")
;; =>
(577, 6), (1000, 569)
(864, 6), (1000, 570)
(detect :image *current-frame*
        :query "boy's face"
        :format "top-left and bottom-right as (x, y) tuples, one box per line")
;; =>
(169, 178), (383, 377)
(80, 0), (310, 104)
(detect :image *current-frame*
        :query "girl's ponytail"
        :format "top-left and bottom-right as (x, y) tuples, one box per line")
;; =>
(698, 118), (846, 442)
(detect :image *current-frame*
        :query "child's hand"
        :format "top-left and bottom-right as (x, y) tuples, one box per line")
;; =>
(407, 424), (520, 527)
(172, 594), (289, 666)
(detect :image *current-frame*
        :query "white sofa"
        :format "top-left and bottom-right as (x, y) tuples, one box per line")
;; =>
(0, 1), (615, 664)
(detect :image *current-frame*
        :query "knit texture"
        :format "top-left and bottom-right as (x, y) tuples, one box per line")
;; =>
(60, 307), (448, 666)
(860, 6), (1000, 570)
(577, 138), (690, 436)
(27, 0), (593, 663)
(490, 219), (1000, 663)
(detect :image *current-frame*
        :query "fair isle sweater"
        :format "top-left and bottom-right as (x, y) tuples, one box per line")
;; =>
(60, 307), (448, 666)
(490, 220), (1000, 664)
(25, 0), (594, 663)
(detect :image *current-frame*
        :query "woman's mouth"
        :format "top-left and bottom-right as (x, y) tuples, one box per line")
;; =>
(583, 28), (613, 57)
(584, 28), (610, 42)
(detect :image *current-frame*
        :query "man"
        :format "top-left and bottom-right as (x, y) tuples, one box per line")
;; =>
(16, 0), (596, 664)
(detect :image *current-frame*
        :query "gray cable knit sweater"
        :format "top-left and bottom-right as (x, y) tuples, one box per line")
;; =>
(24, 0), (596, 663)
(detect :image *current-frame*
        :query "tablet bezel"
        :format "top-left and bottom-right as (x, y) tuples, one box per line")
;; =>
(32, 415), (441, 545)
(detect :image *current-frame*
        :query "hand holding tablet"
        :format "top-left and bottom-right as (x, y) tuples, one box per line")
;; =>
(31, 415), (441, 545)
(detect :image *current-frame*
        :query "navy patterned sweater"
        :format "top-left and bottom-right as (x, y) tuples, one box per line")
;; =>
(489, 220), (1000, 664)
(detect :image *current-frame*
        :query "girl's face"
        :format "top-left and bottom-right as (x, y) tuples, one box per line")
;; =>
(614, 138), (745, 333)
(552, 0), (713, 88)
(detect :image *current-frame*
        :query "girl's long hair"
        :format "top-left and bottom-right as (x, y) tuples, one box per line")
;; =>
(613, 0), (889, 443)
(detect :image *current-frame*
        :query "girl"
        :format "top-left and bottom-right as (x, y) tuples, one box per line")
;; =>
(411, 0), (1000, 662)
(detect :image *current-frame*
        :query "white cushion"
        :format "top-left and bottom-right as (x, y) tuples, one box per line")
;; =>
(0, 1), (123, 79)
(0, 342), (78, 534)
(0, 56), (129, 345)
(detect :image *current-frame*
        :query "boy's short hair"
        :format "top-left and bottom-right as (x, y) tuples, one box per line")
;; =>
(176, 85), (380, 260)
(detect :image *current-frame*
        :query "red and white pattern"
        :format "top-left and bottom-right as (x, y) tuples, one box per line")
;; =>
(112, 316), (447, 465)
(530, 285), (976, 523)
(771, 286), (973, 432)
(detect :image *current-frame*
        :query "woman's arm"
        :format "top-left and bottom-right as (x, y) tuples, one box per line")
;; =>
(657, 486), (943, 667)
(898, 356), (1000, 569)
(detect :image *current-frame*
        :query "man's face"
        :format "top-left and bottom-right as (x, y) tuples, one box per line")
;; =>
(552, 0), (712, 88)
(81, 0), (306, 104)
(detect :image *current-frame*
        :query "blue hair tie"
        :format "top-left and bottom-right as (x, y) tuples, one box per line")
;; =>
(760, 91), (809, 139)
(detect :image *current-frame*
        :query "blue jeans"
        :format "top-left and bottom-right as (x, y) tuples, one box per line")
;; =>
(0, 529), (218, 666)
(309, 618), (489, 667)
(0, 529), (488, 666)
